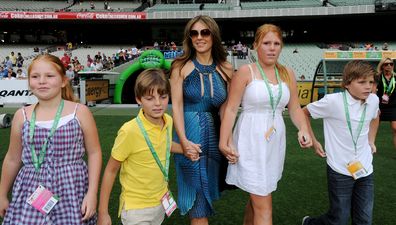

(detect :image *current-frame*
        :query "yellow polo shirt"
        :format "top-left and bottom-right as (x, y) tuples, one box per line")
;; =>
(111, 109), (173, 215)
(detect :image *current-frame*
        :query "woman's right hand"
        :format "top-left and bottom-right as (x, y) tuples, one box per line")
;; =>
(0, 196), (9, 218)
(181, 140), (201, 161)
(219, 142), (239, 164)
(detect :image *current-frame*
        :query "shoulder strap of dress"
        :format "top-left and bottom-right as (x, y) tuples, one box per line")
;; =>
(248, 64), (255, 81)
(73, 103), (79, 118)
(22, 107), (27, 121)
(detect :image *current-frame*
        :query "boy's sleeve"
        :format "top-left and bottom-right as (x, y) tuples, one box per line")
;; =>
(306, 94), (333, 119)
(370, 94), (380, 120)
(111, 125), (135, 162)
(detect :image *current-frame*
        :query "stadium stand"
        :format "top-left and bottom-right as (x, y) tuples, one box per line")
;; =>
(241, 0), (322, 10)
(148, 3), (232, 12)
(0, 0), (71, 12)
(69, 1), (141, 12)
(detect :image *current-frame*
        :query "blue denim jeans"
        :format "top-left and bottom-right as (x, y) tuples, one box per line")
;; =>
(305, 165), (374, 225)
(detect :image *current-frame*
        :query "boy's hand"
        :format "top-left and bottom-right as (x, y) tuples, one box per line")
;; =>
(369, 143), (377, 154)
(298, 131), (312, 148)
(313, 140), (326, 158)
(182, 140), (201, 161)
(97, 212), (112, 225)
(81, 191), (97, 221)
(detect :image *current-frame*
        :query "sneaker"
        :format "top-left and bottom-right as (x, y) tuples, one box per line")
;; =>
(302, 216), (310, 225)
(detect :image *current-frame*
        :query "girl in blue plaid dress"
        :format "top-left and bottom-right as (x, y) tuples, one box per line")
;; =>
(0, 54), (102, 224)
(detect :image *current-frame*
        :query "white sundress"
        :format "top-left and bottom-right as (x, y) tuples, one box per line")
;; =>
(226, 64), (290, 196)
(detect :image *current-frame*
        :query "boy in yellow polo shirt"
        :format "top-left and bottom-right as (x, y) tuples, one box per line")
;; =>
(98, 68), (181, 225)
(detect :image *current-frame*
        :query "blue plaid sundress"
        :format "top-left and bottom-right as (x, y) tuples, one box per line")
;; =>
(3, 106), (96, 225)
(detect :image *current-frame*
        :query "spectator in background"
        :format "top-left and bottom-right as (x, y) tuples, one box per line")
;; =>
(382, 42), (389, 51)
(236, 41), (243, 59)
(61, 53), (71, 68)
(16, 53), (24, 68)
(90, 1), (95, 10)
(9, 52), (17, 67)
(107, 56), (114, 69)
(131, 46), (138, 60)
(71, 56), (79, 65)
(5, 56), (13, 69)
(242, 44), (248, 59)
(87, 54), (94, 67)
(375, 58), (396, 150)
(104, 0), (109, 10)
(5, 68), (16, 80)
(153, 41), (159, 49)
(66, 65), (75, 81)
(16, 68), (26, 79)
(171, 41), (177, 51)
(95, 60), (103, 71)
(95, 51), (102, 61)
(0, 65), (8, 78)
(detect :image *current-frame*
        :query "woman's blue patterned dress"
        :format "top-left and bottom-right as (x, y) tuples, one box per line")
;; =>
(173, 59), (228, 218)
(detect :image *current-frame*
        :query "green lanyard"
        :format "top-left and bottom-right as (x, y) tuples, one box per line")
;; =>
(255, 62), (282, 119)
(382, 73), (395, 95)
(342, 92), (366, 155)
(136, 116), (171, 182)
(29, 99), (64, 172)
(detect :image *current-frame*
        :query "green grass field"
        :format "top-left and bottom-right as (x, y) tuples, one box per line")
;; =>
(0, 106), (395, 225)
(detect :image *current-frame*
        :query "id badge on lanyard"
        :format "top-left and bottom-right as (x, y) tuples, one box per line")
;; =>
(27, 185), (59, 214)
(347, 161), (367, 180)
(343, 92), (367, 180)
(256, 62), (282, 143)
(161, 191), (177, 217)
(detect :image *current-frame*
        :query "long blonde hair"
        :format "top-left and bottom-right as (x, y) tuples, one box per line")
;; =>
(28, 54), (77, 102)
(253, 24), (291, 87)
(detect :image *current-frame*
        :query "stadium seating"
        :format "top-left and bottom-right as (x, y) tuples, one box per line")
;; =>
(328, 0), (374, 6)
(148, 3), (232, 12)
(0, 0), (70, 12)
(241, 0), (322, 10)
(69, 1), (141, 12)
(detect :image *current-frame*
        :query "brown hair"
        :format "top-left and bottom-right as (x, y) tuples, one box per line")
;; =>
(28, 54), (77, 102)
(341, 60), (376, 89)
(253, 24), (291, 87)
(135, 68), (170, 99)
(171, 15), (230, 81)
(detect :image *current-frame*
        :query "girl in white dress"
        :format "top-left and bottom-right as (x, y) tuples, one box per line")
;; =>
(219, 24), (312, 225)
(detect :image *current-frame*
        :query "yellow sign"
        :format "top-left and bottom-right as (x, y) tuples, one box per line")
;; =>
(352, 52), (366, 59)
(324, 51), (396, 59)
(85, 80), (109, 101)
(324, 52), (338, 59)
(297, 81), (342, 106)
(297, 82), (314, 106)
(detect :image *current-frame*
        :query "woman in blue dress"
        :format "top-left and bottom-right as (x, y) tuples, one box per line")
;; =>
(170, 15), (234, 225)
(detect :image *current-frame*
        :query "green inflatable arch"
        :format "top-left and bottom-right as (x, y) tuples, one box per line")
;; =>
(113, 50), (172, 104)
